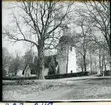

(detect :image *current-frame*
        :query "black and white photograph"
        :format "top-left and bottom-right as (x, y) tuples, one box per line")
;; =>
(2, 0), (111, 101)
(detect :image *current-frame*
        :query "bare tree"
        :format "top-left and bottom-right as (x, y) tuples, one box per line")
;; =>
(3, 1), (73, 79)
(13, 53), (21, 76)
(84, 1), (110, 69)
(72, 15), (94, 72)
(2, 47), (10, 70)
(2, 47), (12, 76)
(71, 1), (110, 74)
(22, 49), (34, 75)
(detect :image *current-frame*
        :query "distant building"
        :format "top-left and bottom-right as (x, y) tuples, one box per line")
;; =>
(24, 65), (31, 77)
(16, 65), (32, 77)
(17, 70), (24, 77)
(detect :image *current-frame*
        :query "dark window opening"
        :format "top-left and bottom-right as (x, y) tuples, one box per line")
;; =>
(70, 46), (72, 51)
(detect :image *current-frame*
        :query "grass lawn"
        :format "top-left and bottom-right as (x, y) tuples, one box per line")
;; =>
(2, 76), (111, 101)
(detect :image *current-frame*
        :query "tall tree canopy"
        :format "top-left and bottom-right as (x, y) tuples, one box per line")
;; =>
(3, 1), (73, 79)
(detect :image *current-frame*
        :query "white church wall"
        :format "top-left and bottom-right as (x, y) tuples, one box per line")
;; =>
(68, 47), (77, 73)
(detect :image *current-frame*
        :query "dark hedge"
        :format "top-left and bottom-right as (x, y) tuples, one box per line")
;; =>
(45, 71), (89, 79)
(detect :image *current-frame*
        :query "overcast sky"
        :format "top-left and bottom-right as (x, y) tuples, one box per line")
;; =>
(2, 2), (25, 56)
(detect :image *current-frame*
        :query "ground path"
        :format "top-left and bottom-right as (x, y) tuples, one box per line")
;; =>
(3, 76), (111, 101)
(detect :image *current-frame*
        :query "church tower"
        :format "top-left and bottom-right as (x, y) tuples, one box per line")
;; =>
(56, 26), (76, 74)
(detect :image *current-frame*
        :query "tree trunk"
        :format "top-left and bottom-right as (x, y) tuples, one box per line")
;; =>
(101, 53), (104, 73)
(37, 41), (45, 79)
(83, 55), (87, 72)
(22, 63), (28, 75)
(98, 47), (102, 75)
(66, 46), (69, 73)
(37, 53), (45, 79)
(102, 49), (106, 76)
(90, 51), (92, 75)
(81, 65), (84, 72)
(94, 59), (97, 73)
(110, 52), (111, 71)
(109, 32), (111, 71)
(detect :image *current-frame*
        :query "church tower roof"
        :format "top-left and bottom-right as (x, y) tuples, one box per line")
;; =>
(59, 35), (72, 44)
(59, 25), (73, 44)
